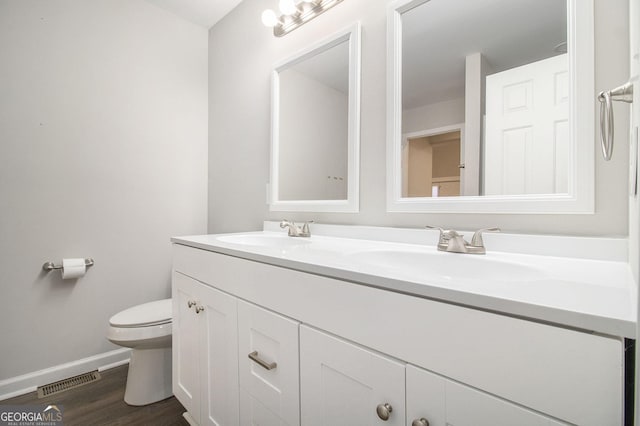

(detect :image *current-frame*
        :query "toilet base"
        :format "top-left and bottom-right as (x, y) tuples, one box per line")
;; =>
(124, 346), (172, 406)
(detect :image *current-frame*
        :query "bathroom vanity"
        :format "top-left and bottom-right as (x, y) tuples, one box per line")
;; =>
(171, 223), (635, 426)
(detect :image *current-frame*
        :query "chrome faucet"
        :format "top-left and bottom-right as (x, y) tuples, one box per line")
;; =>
(427, 226), (500, 254)
(280, 220), (313, 237)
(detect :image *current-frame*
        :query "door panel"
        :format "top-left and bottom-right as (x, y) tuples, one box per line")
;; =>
(485, 54), (569, 195)
(300, 325), (405, 426)
(406, 365), (567, 426)
(199, 284), (239, 426)
(172, 272), (202, 417)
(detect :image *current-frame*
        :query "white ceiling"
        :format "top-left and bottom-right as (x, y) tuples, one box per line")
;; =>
(144, 0), (243, 28)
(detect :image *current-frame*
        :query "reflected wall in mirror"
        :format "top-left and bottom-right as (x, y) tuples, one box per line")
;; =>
(387, 0), (594, 213)
(279, 42), (349, 201)
(270, 23), (361, 212)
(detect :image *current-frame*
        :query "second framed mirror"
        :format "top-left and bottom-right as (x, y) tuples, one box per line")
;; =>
(386, 0), (594, 213)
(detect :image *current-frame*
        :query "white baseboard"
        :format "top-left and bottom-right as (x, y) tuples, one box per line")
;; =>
(183, 412), (197, 426)
(97, 357), (131, 373)
(0, 348), (131, 401)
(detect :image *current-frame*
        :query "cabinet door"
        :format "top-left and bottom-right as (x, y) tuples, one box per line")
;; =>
(406, 365), (567, 426)
(300, 326), (405, 426)
(238, 300), (300, 426)
(172, 272), (202, 418)
(198, 282), (240, 426)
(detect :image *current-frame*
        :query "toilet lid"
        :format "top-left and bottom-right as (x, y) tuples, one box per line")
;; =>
(109, 299), (172, 328)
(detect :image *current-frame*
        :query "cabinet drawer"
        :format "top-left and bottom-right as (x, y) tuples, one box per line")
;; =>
(240, 390), (289, 426)
(238, 300), (300, 426)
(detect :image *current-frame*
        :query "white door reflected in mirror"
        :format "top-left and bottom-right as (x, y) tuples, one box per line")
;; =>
(484, 54), (569, 196)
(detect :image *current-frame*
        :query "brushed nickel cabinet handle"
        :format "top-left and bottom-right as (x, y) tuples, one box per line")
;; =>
(187, 300), (196, 309)
(248, 351), (277, 370)
(412, 418), (430, 426)
(195, 305), (204, 314)
(376, 403), (393, 421)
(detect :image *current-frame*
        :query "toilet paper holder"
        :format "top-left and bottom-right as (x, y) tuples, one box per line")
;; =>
(42, 258), (94, 272)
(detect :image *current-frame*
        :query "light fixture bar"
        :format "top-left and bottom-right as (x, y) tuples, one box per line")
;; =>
(273, 0), (345, 37)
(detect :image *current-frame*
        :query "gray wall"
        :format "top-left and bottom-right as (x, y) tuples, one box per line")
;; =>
(208, 0), (630, 236)
(0, 0), (208, 380)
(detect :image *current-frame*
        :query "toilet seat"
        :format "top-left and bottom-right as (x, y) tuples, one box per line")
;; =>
(107, 321), (172, 346)
(109, 299), (172, 328)
(106, 298), (173, 406)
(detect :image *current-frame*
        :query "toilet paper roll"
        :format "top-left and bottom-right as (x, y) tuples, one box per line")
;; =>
(62, 258), (86, 279)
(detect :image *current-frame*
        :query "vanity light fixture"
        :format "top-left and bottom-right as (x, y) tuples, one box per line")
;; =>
(261, 0), (345, 37)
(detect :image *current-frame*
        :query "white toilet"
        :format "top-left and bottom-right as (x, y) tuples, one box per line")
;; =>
(107, 299), (173, 406)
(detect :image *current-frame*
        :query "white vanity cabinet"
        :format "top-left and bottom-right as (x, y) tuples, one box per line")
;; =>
(172, 243), (625, 426)
(172, 272), (240, 426)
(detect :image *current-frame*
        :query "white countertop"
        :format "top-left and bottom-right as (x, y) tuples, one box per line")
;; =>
(172, 223), (637, 338)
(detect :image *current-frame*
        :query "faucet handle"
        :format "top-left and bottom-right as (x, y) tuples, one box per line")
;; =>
(471, 227), (501, 247)
(280, 219), (299, 236)
(426, 225), (461, 242)
(426, 225), (445, 242)
(301, 220), (314, 235)
(280, 219), (294, 228)
(426, 225), (445, 233)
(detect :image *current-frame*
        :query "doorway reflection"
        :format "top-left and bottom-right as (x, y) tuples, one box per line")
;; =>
(403, 129), (461, 197)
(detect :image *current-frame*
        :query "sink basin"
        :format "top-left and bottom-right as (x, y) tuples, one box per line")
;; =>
(346, 249), (546, 282)
(217, 234), (311, 248)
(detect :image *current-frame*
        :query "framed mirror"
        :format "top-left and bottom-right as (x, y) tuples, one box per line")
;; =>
(270, 23), (361, 212)
(387, 0), (594, 213)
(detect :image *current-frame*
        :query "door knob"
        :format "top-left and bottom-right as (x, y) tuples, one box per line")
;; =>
(376, 403), (393, 421)
(412, 418), (430, 426)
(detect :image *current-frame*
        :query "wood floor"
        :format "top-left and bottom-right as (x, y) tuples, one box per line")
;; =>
(1, 365), (189, 426)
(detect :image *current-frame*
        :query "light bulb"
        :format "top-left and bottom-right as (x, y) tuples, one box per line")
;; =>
(261, 9), (278, 27)
(279, 0), (297, 15)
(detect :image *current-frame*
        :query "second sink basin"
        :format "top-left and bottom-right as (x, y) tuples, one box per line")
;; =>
(346, 249), (546, 283)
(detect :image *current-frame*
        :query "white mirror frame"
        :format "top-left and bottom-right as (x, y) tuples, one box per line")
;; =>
(386, 0), (594, 214)
(269, 22), (361, 212)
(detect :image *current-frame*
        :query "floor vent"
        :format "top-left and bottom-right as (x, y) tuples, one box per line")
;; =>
(37, 370), (101, 398)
